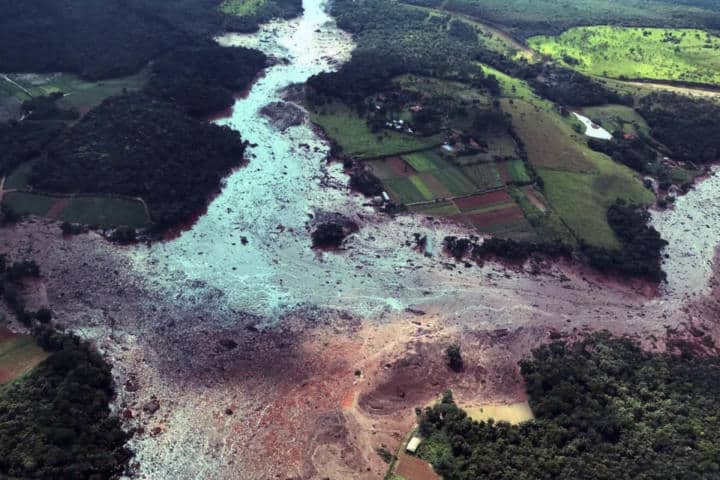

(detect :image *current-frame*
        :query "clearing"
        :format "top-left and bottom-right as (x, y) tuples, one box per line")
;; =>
(529, 26), (720, 85)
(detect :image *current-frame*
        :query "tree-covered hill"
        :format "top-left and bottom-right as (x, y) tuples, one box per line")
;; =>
(417, 333), (720, 480)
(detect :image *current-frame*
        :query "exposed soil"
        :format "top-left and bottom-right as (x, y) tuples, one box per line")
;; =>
(454, 190), (512, 211)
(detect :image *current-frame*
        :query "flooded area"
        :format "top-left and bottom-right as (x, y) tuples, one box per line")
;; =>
(572, 112), (613, 140)
(651, 166), (720, 299)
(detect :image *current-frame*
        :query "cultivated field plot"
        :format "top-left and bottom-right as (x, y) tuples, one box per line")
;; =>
(529, 26), (720, 85)
(393, 453), (440, 480)
(501, 99), (595, 172)
(497, 159), (531, 183)
(0, 327), (47, 385)
(3, 191), (149, 228)
(1, 71), (147, 113)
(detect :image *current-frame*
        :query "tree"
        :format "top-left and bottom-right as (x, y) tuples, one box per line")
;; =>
(446, 344), (463, 371)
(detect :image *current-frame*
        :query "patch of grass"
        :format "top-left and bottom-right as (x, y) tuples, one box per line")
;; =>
(538, 168), (652, 248)
(431, 168), (478, 196)
(221, 0), (268, 16)
(310, 102), (442, 159)
(502, 99), (596, 172)
(505, 159), (531, 182)
(2, 192), (55, 217)
(529, 26), (720, 85)
(0, 328), (48, 385)
(387, 177), (431, 204)
(581, 104), (650, 136)
(395, 74), (491, 104)
(460, 162), (503, 191)
(3, 192), (149, 228)
(60, 197), (148, 228)
(4, 159), (37, 190)
(403, 150), (448, 172)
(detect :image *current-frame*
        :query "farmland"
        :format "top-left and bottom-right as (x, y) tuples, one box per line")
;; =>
(529, 26), (720, 85)
(2, 192), (150, 228)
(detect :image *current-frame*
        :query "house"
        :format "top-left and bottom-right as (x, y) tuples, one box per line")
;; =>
(410, 105), (423, 113)
(406, 436), (422, 453)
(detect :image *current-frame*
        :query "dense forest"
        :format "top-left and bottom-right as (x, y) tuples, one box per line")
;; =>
(418, 333), (720, 480)
(0, 0), (288, 79)
(581, 200), (668, 282)
(0, 334), (130, 479)
(146, 44), (267, 117)
(638, 93), (720, 165)
(29, 93), (247, 231)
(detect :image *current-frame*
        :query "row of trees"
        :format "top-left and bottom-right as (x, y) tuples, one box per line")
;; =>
(417, 332), (720, 479)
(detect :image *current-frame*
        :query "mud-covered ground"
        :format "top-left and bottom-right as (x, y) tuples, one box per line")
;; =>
(1, 0), (720, 478)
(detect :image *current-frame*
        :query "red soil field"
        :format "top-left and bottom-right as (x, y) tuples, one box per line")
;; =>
(454, 190), (512, 211)
(497, 163), (510, 183)
(395, 454), (440, 480)
(386, 156), (417, 177)
(467, 205), (524, 227)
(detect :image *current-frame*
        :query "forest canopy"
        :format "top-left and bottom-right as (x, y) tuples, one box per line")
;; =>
(418, 333), (720, 480)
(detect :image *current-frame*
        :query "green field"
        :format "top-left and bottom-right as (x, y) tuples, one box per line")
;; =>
(0, 327), (47, 385)
(529, 26), (720, 85)
(1, 71), (147, 107)
(580, 104), (650, 136)
(505, 159), (531, 183)
(221, 0), (269, 16)
(309, 102), (442, 159)
(460, 163), (503, 191)
(502, 99), (596, 172)
(403, 150), (450, 172)
(3, 192), (149, 228)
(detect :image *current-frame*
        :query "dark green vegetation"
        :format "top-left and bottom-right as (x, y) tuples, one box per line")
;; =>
(0, 334), (130, 479)
(308, 0), (667, 255)
(582, 200), (668, 282)
(638, 93), (720, 164)
(220, 0), (303, 30)
(417, 333), (720, 480)
(0, 0), (292, 80)
(0, 256), (130, 479)
(404, 0), (720, 38)
(147, 45), (267, 117)
(28, 93), (247, 231)
(0, 1), (271, 234)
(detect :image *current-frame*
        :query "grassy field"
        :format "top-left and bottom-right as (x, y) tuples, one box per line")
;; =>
(1, 71), (147, 107)
(538, 167), (653, 248)
(580, 104), (650, 136)
(221, 0), (269, 16)
(502, 99), (596, 172)
(395, 74), (491, 104)
(310, 102), (442, 159)
(3, 192), (149, 228)
(529, 26), (720, 85)
(0, 326), (47, 385)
